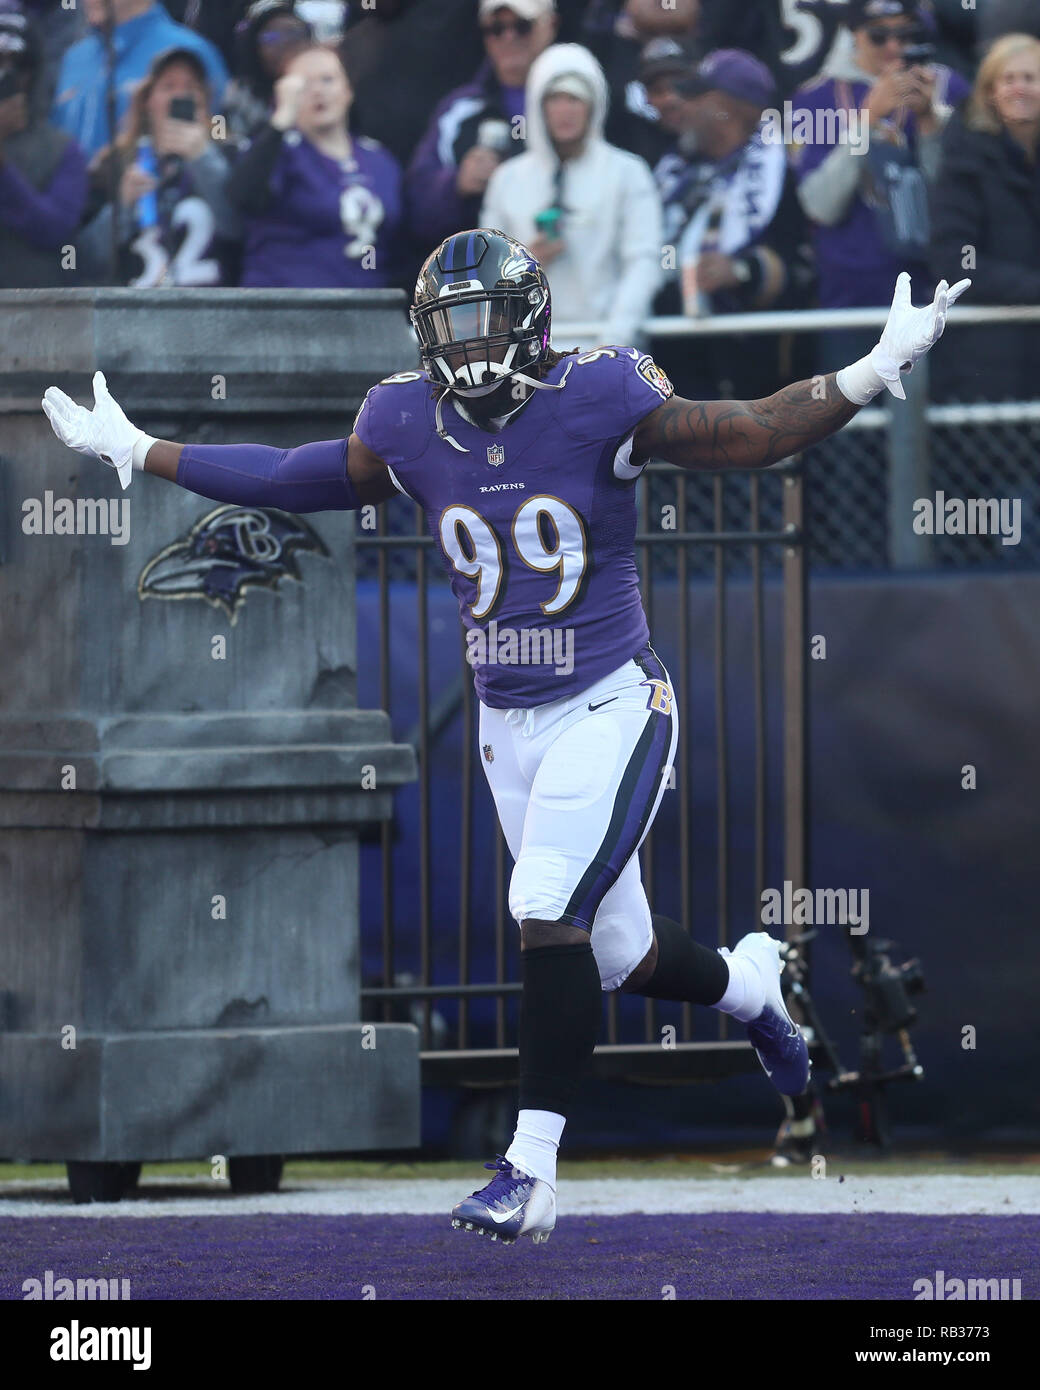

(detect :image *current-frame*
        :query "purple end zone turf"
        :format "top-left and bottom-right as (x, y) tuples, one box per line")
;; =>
(0, 1215), (1035, 1300)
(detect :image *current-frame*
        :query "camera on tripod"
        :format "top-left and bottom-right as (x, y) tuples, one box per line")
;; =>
(856, 939), (926, 1032)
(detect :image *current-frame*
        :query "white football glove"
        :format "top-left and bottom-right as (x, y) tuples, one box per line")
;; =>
(41, 371), (155, 490)
(837, 273), (972, 404)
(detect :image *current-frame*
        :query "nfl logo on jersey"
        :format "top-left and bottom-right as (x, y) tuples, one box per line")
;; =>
(486, 443), (505, 467)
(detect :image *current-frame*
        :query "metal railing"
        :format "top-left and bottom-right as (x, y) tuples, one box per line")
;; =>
(556, 303), (1040, 337)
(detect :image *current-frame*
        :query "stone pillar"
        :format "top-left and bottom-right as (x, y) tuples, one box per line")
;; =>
(0, 289), (420, 1177)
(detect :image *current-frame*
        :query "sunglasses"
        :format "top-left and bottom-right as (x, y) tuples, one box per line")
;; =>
(865, 25), (922, 46)
(482, 17), (535, 39)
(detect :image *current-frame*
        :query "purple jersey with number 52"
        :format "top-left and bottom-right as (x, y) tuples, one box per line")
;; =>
(354, 346), (675, 709)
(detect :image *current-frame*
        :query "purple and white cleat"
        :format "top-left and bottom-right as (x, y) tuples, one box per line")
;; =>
(725, 931), (811, 1096)
(451, 1156), (556, 1245)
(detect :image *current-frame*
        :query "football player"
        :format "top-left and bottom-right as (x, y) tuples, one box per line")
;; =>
(42, 229), (968, 1245)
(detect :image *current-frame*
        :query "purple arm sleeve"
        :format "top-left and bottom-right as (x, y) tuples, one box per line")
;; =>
(176, 438), (359, 512)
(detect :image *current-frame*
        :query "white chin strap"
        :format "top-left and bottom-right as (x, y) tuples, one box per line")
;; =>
(434, 362), (573, 454)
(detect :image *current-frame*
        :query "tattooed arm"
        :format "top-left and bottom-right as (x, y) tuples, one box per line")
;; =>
(633, 273), (971, 471)
(632, 374), (859, 471)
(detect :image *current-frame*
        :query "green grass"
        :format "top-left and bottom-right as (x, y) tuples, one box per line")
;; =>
(3, 1154), (1039, 1185)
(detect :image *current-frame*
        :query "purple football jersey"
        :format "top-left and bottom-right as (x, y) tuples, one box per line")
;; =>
(354, 347), (675, 709)
(241, 132), (404, 288)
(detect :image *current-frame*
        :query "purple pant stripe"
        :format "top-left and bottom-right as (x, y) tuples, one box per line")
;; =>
(562, 648), (674, 928)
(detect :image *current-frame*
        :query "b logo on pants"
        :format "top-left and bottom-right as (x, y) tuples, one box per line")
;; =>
(641, 679), (673, 716)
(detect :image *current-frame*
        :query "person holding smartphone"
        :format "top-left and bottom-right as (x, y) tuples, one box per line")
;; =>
(79, 46), (240, 286)
(790, 0), (970, 362)
(0, 11), (88, 288)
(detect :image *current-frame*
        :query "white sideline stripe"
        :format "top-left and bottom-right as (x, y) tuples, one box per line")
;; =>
(0, 1175), (1037, 1219)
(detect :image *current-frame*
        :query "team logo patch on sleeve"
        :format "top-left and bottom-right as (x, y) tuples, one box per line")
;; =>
(636, 355), (674, 400)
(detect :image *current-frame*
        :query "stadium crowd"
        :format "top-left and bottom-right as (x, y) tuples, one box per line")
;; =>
(1, 0), (1039, 398)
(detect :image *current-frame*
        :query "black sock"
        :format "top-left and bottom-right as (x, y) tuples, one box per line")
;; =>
(517, 941), (602, 1115)
(636, 914), (729, 1005)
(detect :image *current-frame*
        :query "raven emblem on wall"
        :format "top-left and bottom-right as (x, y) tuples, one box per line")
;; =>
(138, 506), (329, 624)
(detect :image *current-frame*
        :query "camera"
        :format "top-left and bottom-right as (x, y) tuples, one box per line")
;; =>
(168, 94), (197, 123)
(856, 939), (926, 1033)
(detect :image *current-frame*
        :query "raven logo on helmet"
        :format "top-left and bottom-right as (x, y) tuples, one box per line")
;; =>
(500, 253), (539, 280)
(411, 229), (552, 398)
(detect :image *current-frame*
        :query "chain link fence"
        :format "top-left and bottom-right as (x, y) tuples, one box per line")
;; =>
(554, 306), (1040, 574)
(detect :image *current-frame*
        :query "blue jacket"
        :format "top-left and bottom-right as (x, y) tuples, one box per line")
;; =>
(52, 3), (228, 160)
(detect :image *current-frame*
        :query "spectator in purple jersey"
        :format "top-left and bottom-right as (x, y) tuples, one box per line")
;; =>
(0, 9), (88, 287)
(790, 0), (969, 369)
(228, 42), (403, 288)
(405, 0), (558, 251)
(79, 46), (239, 285)
(224, 0), (311, 147)
(791, 0), (969, 307)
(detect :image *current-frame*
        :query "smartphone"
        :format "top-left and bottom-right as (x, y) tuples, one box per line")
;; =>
(168, 94), (196, 123)
(0, 68), (20, 102)
(902, 42), (935, 69)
